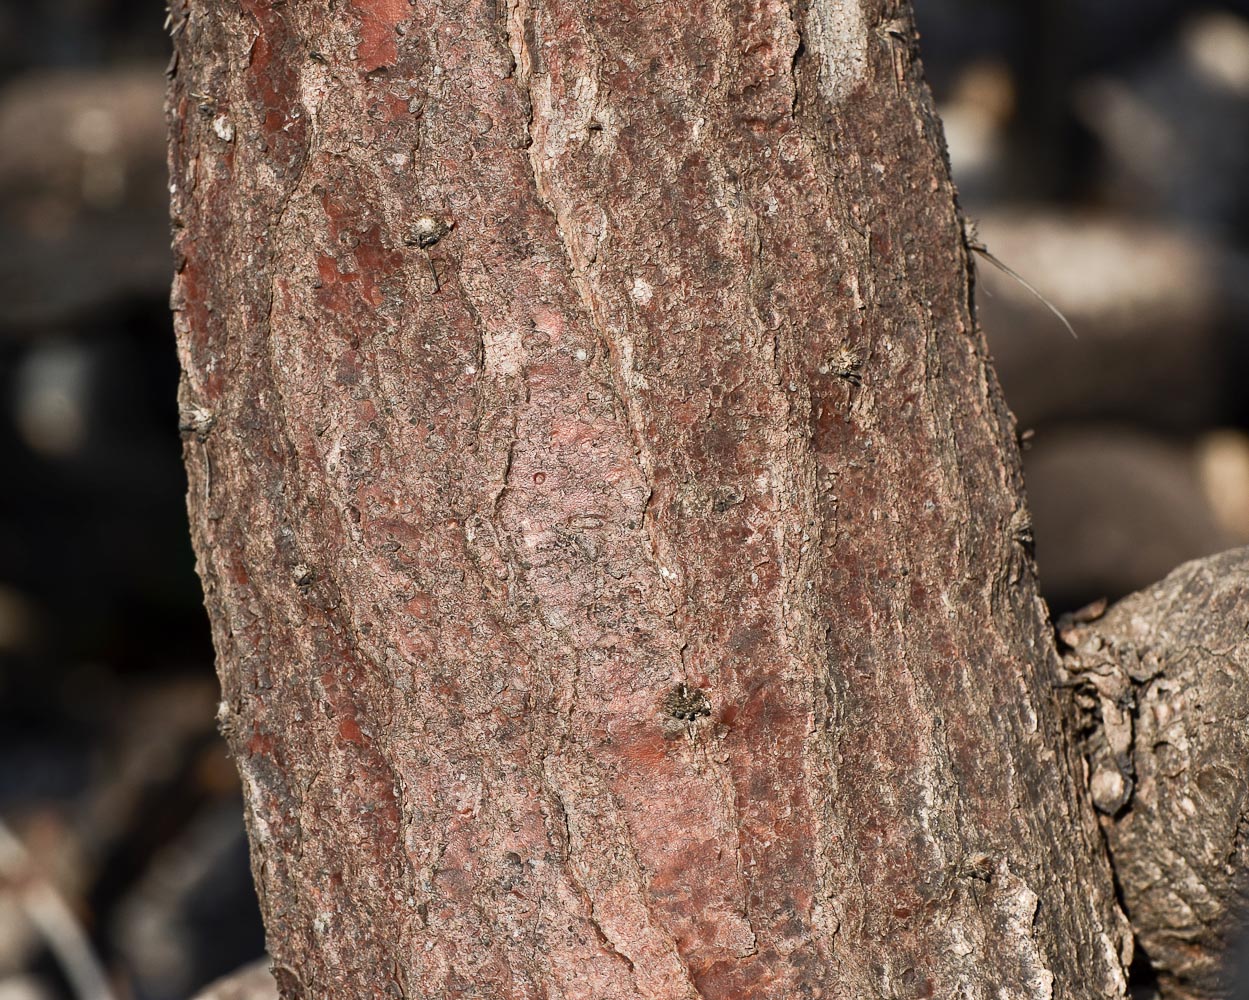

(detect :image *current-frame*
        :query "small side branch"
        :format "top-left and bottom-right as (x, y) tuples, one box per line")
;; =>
(964, 220), (1077, 340)
(1057, 547), (1249, 997)
(0, 819), (119, 1000)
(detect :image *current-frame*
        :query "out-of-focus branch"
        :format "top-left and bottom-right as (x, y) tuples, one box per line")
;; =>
(0, 819), (117, 1000)
(188, 959), (277, 1000)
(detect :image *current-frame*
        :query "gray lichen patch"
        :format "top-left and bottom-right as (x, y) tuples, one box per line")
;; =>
(806, 0), (869, 103)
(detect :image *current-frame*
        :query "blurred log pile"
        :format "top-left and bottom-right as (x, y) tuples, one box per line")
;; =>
(928, 4), (1249, 611)
(0, 1), (1247, 999)
(975, 212), (1249, 606)
(0, 67), (169, 326)
(0, 6), (263, 1000)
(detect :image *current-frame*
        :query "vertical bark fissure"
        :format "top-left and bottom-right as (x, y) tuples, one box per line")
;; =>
(499, 6), (763, 976)
(548, 781), (641, 981)
(746, 173), (842, 979)
(503, 0), (686, 626)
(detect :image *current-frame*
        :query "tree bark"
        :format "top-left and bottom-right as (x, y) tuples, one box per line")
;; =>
(1059, 548), (1249, 1000)
(168, 0), (1131, 996)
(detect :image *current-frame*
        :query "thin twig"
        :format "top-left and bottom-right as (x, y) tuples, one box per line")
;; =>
(964, 222), (1078, 340)
(0, 818), (120, 1000)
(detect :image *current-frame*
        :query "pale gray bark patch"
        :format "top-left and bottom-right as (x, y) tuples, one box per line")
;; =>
(806, 0), (869, 102)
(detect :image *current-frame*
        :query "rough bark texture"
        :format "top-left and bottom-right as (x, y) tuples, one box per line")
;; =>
(1059, 548), (1249, 1000)
(168, 0), (1130, 996)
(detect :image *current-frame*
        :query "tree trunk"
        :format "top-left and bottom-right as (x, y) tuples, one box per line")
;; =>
(168, 0), (1132, 996)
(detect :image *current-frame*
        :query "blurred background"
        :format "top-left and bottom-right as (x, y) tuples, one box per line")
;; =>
(0, 2), (1248, 998)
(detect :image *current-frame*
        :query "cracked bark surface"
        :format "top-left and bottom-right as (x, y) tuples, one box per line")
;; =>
(168, 0), (1130, 996)
(1059, 548), (1249, 1000)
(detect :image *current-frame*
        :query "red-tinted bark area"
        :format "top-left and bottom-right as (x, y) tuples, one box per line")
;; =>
(169, 1), (1128, 996)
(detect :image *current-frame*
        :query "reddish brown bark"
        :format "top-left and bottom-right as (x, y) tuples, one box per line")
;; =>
(169, 0), (1129, 996)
